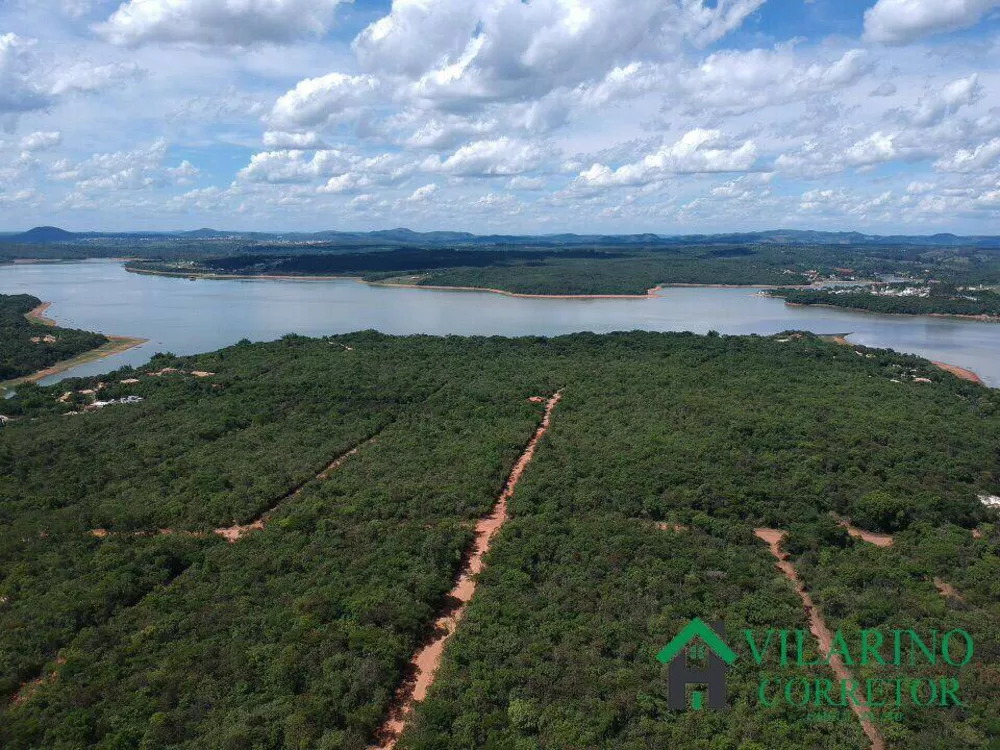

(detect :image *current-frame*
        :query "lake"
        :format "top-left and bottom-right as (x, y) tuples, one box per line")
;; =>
(2, 260), (998, 386)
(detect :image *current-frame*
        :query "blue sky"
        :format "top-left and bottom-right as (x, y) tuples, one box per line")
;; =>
(1, 0), (1000, 233)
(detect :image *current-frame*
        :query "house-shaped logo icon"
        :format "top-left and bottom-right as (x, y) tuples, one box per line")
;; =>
(656, 618), (737, 710)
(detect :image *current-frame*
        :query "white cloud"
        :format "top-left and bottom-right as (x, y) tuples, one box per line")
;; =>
(19, 131), (61, 151)
(863, 0), (1000, 45)
(423, 137), (547, 176)
(935, 137), (1000, 171)
(506, 176), (546, 190)
(97, 0), (349, 47)
(406, 183), (438, 202)
(237, 149), (356, 183)
(268, 73), (381, 130)
(262, 131), (328, 150)
(903, 74), (981, 127)
(51, 140), (198, 192)
(0, 33), (50, 116)
(844, 131), (899, 167)
(48, 61), (142, 96)
(577, 129), (758, 187)
(677, 46), (871, 114)
(870, 81), (898, 97)
(353, 0), (766, 105)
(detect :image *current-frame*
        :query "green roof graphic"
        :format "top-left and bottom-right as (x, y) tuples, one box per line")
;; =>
(656, 618), (738, 666)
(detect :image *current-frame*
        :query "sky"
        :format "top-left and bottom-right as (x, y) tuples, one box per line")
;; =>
(1, 0), (1000, 234)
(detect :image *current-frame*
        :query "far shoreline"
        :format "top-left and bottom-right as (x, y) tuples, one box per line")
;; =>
(125, 264), (819, 299)
(773, 296), (1000, 324)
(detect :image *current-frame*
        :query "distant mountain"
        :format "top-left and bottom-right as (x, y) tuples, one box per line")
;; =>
(12, 226), (82, 243)
(7, 225), (1000, 249)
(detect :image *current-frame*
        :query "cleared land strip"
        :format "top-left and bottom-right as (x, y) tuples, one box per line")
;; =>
(214, 433), (378, 541)
(371, 390), (564, 750)
(89, 431), (381, 542)
(755, 528), (886, 750)
(20, 432), (383, 709)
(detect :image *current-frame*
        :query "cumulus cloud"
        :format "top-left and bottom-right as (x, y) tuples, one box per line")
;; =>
(934, 137), (1000, 171)
(354, 0), (766, 104)
(423, 137), (547, 176)
(577, 129), (758, 187)
(51, 140), (198, 192)
(844, 131), (899, 167)
(863, 0), (1000, 45)
(237, 149), (356, 183)
(902, 74), (981, 127)
(406, 183), (438, 202)
(19, 131), (61, 151)
(677, 46), (871, 115)
(268, 73), (380, 130)
(96, 0), (349, 47)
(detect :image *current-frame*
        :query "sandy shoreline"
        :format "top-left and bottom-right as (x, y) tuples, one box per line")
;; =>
(26, 301), (57, 326)
(3, 301), (147, 390)
(821, 332), (987, 386)
(2, 336), (148, 390)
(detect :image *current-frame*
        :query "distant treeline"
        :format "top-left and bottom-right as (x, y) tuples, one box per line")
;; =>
(774, 288), (1000, 318)
(0, 294), (108, 381)
(199, 247), (626, 274)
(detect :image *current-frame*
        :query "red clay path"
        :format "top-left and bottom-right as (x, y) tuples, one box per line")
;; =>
(755, 528), (885, 750)
(371, 391), (563, 749)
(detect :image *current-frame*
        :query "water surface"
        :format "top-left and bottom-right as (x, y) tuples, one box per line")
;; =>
(2, 260), (997, 386)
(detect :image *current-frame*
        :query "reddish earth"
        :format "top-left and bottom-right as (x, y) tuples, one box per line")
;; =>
(755, 528), (885, 750)
(215, 438), (372, 542)
(933, 578), (964, 601)
(972, 528), (983, 539)
(371, 391), (563, 750)
(10, 657), (65, 708)
(931, 361), (984, 384)
(839, 522), (894, 548)
(655, 522), (688, 532)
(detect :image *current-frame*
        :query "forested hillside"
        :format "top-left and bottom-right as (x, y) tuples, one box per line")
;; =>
(0, 294), (109, 381)
(1, 331), (998, 748)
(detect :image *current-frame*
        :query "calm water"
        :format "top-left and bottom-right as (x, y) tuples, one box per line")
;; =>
(2, 260), (998, 387)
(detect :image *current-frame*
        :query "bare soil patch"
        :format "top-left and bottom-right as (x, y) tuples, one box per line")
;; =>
(839, 522), (894, 548)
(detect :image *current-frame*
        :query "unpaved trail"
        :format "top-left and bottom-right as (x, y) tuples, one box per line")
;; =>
(88, 435), (376, 543)
(839, 523), (894, 548)
(214, 437), (375, 542)
(371, 391), (563, 750)
(754, 528), (885, 750)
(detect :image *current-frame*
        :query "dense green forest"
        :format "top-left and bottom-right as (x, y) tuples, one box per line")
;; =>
(0, 294), (109, 381)
(1, 331), (998, 748)
(774, 288), (1000, 319)
(122, 241), (1000, 296)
